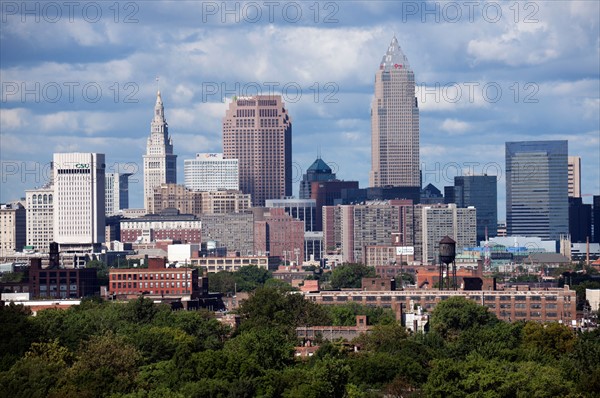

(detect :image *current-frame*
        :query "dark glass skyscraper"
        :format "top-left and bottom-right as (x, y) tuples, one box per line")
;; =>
(505, 140), (568, 239)
(449, 175), (498, 242)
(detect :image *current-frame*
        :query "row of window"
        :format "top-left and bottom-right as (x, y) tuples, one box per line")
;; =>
(111, 272), (190, 281)
(111, 281), (190, 289)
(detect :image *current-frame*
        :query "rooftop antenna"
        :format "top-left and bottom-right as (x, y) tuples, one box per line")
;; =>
(156, 75), (160, 93)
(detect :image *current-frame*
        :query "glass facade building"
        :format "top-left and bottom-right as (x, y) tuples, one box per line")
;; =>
(505, 141), (568, 240)
(452, 175), (498, 242)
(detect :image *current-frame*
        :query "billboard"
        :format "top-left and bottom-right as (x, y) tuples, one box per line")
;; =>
(396, 246), (414, 256)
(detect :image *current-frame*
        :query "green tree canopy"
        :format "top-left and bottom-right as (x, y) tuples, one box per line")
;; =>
(430, 296), (498, 340)
(330, 263), (376, 289)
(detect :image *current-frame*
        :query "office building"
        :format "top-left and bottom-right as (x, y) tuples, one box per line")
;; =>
(370, 36), (420, 190)
(567, 156), (581, 198)
(445, 175), (497, 241)
(143, 91), (177, 212)
(594, 196), (600, 244)
(299, 157), (337, 199)
(505, 141), (568, 239)
(569, 197), (592, 243)
(415, 204), (477, 264)
(119, 211), (201, 244)
(323, 200), (413, 264)
(0, 202), (26, 256)
(222, 95), (292, 206)
(421, 183), (444, 204)
(25, 185), (54, 253)
(149, 183), (251, 216)
(311, 180), (359, 231)
(339, 186), (421, 205)
(184, 153), (239, 192)
(105, 172), (132, 216)
(254, 208), (305, 263)
(200, 212), (255, 255)
(265, 198), (317, 232)
(53, 152), (105, 252)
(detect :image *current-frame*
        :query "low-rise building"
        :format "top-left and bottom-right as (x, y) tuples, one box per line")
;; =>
(304, 286), (577, 324)
(29, 258), (99, 299)
(108, 257), (199, 298)
(190, 255), (275, 272)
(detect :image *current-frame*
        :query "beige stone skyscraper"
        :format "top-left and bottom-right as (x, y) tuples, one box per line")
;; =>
(222, 95), (292, 207)
(370, 36), (420, 189)
(568, 156), (581, 198)
(143, 91), (177, 213)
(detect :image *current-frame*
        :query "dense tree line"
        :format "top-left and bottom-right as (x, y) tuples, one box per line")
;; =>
(1, 290), (599, 397)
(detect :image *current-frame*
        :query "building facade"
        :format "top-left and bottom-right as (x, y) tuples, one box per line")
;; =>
(370, 36), (420, 189)
(53, 152), (105, 252)
(25, 185), (54, 253)
(29, 258), (99, 299)
(254, 208), (305, 263)
(109, 257), (198, 298)
(304, 287), (576, 324)
(0, 202), (26, 256)
(446, 175), (497, 242)
(105, 172), (132, 216)
(222, 95), (292, 206)
(199, 212), (255, 255)
(323, 200), (413, 264)
(299, 157), (337, 199)
(567, 156), (581, 198)
(506, 141), (569, 240)
(190, 255), (273, 272)
(143, 91), (177, 212)
(415, 203), (477, 264)
(311, 180), (359, 231)
(150, 183), (251, 216)
(184, 153), (239, 192)
(265, 198), (317, 232)
(119, 212), (201, 243)
(569, 197), (592, 243)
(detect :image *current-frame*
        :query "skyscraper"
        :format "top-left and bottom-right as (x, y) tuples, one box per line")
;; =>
(105, 172), (132, 216)
(222, 95), (292, 207)
(446, 175), (498, 242)
(505, 141), (568, 239)
(567, 156), (581, 198)
(370, 36), (420, 191)
(184, 153), (239, 192)
(53, 152), (106, 252)
(25, 184), (54, 252)
(143, 91), (177, 212)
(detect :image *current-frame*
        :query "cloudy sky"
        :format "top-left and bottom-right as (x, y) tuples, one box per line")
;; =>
(1, 1), (599, 220)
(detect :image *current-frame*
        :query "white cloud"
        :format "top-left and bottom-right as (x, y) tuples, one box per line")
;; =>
(440, 119), (471, 134)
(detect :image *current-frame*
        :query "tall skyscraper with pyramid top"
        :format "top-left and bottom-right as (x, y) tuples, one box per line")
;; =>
(370, 36), (420, 192)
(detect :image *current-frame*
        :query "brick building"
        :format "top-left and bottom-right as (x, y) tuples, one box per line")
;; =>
(108, 257), (199, 298)
(28, 258), (99, 299)
(254, 208), (305, 263)
(304, 286), (576, 324)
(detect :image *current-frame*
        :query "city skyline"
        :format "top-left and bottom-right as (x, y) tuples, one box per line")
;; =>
(1, 2), (599, 220)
